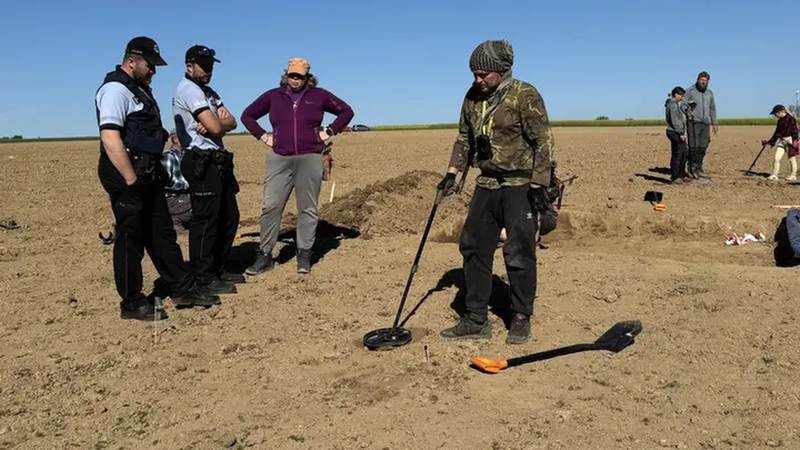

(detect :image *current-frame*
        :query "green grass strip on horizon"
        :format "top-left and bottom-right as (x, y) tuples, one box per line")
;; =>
(0, 118), (782, 143)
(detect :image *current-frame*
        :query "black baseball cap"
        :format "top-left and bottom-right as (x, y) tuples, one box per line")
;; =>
(771, 104), (786, 115)
(185, 45), (221, 64)
(125, 36), (167, 66)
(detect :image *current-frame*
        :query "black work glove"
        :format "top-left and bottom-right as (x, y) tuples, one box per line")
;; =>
(437, 172), (457, 196)
(527, 186), (550, 213)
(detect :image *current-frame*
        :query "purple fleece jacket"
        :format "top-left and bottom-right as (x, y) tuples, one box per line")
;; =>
(240, 85), (354, 156)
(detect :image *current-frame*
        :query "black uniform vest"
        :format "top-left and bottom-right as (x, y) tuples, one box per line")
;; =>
(96, 66), (166, 156)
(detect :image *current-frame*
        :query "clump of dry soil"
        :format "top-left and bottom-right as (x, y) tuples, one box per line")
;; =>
(319, 170), (471, 240)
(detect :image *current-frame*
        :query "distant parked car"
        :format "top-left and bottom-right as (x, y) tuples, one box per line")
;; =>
(342, 126), (352, 133)
(351, 124), (371, 132)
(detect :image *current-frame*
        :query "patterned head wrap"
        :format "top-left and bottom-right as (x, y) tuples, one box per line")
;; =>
(469, 40), (514, 73)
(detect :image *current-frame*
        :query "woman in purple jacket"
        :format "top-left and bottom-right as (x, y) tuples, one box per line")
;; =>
(240, 58), (354, 275)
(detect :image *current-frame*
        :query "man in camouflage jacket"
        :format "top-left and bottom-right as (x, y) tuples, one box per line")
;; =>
(437, 39), (555, 344)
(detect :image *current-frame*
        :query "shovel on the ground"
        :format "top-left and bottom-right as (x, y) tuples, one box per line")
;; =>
(470, 320), (643, 374)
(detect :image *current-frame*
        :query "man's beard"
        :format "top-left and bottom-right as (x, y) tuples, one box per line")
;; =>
(695, 82), (707, 92)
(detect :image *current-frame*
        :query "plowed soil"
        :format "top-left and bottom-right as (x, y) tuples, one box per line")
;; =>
(2, 126), (799, 449)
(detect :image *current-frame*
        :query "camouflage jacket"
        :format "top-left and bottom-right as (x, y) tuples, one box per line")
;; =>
(448, 78), (555, 189)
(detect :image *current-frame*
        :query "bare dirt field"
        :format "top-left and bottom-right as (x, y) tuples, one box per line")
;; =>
(2, 126), (800, 450)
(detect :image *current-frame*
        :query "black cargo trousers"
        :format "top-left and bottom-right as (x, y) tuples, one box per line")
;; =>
(181, 148), (240, 285)
(97, 150), (195, 305)
(459, 184), (539, 321)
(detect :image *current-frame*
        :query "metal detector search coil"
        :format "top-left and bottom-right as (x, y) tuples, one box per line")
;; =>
(363, 171), (469, 351)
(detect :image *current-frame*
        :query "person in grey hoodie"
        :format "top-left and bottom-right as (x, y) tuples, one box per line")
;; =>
(665, 86), (692, 184)
(683, 71), (718, 179)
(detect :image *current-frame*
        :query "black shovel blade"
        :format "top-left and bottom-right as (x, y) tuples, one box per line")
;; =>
(643, 191), (663, 203)
(594, 320), (643, 353)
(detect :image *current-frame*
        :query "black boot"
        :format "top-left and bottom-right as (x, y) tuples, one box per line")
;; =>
(506, 313), (532, 344)
(440, 314), (492, 340)
(171, 282), (222, 307)
(219, 270), (246, 284)
(202, 277), (238, 294)
(121, 295), (168, 321)
(297, 248), (312, 274)
(246, 250), (274, 276)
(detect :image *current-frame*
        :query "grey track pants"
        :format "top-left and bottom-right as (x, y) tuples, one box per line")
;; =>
(259, 149), (323, 254)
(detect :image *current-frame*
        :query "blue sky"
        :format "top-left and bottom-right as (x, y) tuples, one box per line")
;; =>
(1, 0), (796, 138)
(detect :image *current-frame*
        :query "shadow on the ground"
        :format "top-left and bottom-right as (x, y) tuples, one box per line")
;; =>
(152, 220), (360, 295)
(634, 173), (672, 184)
(738, 169), (771, 178)
(226, 220), (361, 272)
(648, 166), (672, 176)
(396, 268), (515, 331)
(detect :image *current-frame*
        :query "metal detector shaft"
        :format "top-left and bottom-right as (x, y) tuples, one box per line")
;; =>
(746, 144), (768, 175)
(390, 189), (445, 329)
(456, 165), (470, 194)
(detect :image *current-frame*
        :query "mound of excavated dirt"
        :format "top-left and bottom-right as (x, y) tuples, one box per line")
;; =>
(546, 209), (781, 243)
(319, 170), (472, 239)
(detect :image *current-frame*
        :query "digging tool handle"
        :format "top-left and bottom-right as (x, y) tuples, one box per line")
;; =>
(390, 189), (443, 329)
(505, 343), (597, 367)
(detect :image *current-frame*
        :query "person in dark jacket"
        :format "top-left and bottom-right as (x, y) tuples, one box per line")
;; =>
(240, 58), (354, 275)
(665, 86), (692, 184)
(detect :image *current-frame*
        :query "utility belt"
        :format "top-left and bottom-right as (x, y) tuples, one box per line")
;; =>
(101, 148), (161, 182)
(479, 168), (532, 184)
(186, 147), (235, 182)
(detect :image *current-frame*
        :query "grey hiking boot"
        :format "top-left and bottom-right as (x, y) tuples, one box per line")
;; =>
(506, 313), (531, 345)
(297, 248), (312, 274)
(246, 250), (274, 276)
(440, 315), (491, 340)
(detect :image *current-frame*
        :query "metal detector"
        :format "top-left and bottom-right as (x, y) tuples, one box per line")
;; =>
(470, 320), (643, 374)
(363, 167), (471, 351)
(744, 143), (769, 176)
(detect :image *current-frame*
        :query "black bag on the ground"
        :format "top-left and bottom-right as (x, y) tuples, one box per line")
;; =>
(775, 211), (800, 267)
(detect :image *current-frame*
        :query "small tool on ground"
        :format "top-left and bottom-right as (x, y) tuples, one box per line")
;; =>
(363, 167), (471, 351)
(470, 320), (643, 374)
(643, 191), (667, 211)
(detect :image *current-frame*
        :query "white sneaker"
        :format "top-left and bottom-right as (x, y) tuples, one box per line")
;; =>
(768, 174), (779, 180)
(788, 175), (797, 181)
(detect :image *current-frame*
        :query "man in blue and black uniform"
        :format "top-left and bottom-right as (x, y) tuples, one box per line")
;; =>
(96, 36), (221, 320)
(173, 45), (242, 295)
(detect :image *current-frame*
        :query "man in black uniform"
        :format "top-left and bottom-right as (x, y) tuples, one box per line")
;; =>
(95, 36), (220, 320)
(172, 45), (242, 294)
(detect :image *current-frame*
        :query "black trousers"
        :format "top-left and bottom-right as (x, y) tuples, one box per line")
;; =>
(181, 150), (240, 284)
(97, 152), (193, 304)
(667, 130), (688, 180)
(459, 185), (538, 321)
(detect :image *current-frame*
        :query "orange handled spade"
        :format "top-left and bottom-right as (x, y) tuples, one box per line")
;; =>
(471, 320), (643, 374)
